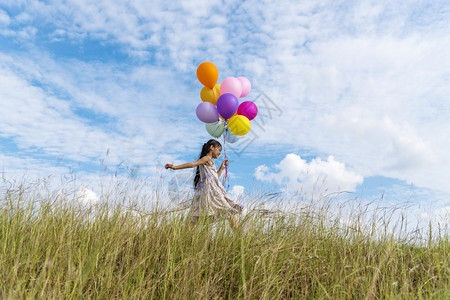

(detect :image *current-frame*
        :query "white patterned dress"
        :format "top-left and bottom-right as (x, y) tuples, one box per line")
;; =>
(189, 161), (243, 222)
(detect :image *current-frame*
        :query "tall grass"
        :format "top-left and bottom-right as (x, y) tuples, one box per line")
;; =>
(0, 179), (449, 299)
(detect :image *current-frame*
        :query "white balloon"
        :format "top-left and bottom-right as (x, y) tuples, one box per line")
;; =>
(225, 127), (239, 143)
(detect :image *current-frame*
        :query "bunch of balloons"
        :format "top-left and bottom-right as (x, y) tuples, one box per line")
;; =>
(195, 62), (258, 143)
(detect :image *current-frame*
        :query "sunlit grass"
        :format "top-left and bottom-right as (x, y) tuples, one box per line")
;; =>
(0, 178), (449, 299)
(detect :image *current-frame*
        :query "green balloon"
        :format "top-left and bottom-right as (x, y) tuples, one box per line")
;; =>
(205, 120), (225, 138)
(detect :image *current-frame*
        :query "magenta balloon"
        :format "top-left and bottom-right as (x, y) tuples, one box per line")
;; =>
(220, 77), (242, 98)
(196, 102), (219, 123)
(217, 93), (239, 120)
(237, 101), (258, 120)
(237, 77), (251, 98)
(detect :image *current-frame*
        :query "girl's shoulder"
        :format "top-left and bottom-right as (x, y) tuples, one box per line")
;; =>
(203, 157), (214, 167)
(198, 155), (213, 166)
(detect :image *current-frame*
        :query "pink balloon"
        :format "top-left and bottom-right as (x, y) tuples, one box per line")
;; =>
(237, 77), (251, 98)
(237, 101), (258, 121)
(220, 77), (242, 99)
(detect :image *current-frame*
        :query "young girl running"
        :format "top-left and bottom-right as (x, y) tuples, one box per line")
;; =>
(165, 139), (243, 231)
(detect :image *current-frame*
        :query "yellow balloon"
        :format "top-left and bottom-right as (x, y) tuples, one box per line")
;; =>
(200, 86), (220, 105)
(227, 115), (251, 136)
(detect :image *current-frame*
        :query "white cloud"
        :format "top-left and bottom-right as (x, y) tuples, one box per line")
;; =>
(0, 63), (125, 160)
(230, 184), (244, 200)
(271, 34), (449, 192)
(0, 152), (72, 179)
(75, 186), (100, 207)
(235, 3), (450, 194)
(255, 153), (363, 197)
(0, 9), (10, 25)
(0, 8), (37, 39)
(0, 50), (208, 174)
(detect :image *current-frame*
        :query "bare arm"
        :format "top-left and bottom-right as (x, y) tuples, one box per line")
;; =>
(165, 156), (210, 170)
(217, 160), (228, 178)
(217, 166), (224, 178)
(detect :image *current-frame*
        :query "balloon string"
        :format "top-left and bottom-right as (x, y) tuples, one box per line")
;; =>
(223, 124), (227, 186)
(223, 123), (230, 192)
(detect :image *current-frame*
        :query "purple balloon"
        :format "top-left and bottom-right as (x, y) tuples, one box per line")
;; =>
(217, 93), (239, 120)
(237, 101), (258, 120)
(196, 102), (219, 123)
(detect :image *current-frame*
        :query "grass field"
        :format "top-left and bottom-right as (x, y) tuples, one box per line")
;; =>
(1, 179), (449, 299)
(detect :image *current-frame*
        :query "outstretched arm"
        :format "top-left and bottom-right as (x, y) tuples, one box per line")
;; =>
(165, 156), (210, 170)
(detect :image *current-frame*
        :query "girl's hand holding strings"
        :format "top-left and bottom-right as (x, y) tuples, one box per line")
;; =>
(221, 160), (229, 168)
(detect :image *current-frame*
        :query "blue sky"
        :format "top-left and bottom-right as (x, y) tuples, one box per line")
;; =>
(1, 0), (449, 224)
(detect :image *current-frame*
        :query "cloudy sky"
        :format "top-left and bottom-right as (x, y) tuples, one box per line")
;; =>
(1, 0), (449, 221)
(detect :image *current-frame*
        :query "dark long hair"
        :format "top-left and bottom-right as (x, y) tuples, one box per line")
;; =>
(194, 139), (222, 189)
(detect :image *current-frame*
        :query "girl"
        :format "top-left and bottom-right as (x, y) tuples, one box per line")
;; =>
(165, 139), (243, 231)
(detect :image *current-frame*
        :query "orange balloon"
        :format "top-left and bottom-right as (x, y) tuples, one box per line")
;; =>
(197, 62), (218, 89)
